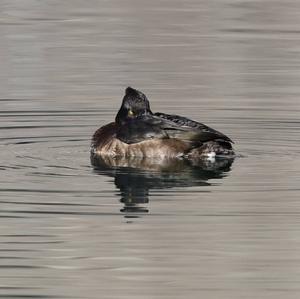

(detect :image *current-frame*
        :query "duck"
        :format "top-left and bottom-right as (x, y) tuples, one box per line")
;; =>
(91, 87), (234, 159)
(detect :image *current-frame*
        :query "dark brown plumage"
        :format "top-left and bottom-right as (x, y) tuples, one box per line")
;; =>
(91, 87), (235, 159)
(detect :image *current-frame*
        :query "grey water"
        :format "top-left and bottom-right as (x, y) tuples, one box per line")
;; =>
(0, 0), (300, 298)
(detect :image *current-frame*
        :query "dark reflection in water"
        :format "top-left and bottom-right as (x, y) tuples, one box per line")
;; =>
(91, 155), (234, 217)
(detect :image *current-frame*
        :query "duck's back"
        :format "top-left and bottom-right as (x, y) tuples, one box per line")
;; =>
(116, 112), (233, 145)
(154, 112), (233, 143)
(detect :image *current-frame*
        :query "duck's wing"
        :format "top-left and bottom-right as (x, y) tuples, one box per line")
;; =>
(116, 115), (169, 144)
(117, 113), (233, 145)
(154, 112), (234, 143)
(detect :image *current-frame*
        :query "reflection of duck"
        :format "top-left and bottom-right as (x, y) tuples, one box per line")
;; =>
(91, 155), (234, 218)
(91, 87), (235, 159)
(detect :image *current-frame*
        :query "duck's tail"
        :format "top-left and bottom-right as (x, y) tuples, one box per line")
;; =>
(187, 139), (235, 159)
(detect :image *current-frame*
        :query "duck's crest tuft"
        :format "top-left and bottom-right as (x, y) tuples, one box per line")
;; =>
(125, 86), (138, 95)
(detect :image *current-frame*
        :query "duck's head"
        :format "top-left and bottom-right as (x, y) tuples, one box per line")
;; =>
(116, 87), (152, 124)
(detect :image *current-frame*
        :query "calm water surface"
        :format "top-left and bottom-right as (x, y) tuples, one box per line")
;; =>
(1, 1), (300, 298)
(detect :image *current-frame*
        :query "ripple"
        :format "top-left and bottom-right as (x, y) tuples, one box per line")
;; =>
(1, 1), (300, 298)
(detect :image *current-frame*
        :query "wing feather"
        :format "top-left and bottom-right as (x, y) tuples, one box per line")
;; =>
(116, 112), (233, 144)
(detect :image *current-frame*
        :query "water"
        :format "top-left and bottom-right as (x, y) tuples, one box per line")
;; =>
(1, 0), (300, 298)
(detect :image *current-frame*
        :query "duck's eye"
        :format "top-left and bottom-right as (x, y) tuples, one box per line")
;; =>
(128, 109), (134, 117)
